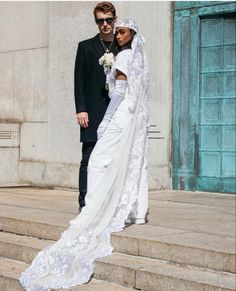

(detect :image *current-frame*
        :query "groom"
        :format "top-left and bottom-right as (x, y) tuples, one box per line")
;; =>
(74, 2), (117, 210)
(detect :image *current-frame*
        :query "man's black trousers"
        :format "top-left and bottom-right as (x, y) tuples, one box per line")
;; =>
(78, 142), (96, 208)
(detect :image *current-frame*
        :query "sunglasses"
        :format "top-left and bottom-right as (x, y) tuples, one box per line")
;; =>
(95, 17), (114, 25)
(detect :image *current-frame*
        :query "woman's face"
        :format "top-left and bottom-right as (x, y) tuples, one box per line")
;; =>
(115, 27), (133, 47)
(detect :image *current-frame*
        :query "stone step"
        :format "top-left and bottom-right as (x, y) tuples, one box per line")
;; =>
(0, 188), (78, 241)
(94, 252), (236, 291)
(0, 188), (235, 291)
(0, 231), (53, 264)
(1, 188), (235, 238)
(1, 215), (235, 275)
(0, 257), (25, 291)
(1, 253), (235, 291)
(1, 187), (235, 238)
(1, 211), (235, 274)
(0, 257), (135, 291)
(112, 224), (236, 273)
(0, 204), (69, 240)
(54, 280), (135, 291)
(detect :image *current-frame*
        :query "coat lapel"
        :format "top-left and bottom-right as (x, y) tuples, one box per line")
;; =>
(91, 34), (104, 58)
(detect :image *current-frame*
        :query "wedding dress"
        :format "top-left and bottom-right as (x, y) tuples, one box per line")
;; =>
(20, 18), (149, 291)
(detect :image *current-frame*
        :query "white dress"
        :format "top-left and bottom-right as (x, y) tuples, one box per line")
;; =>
(20, 49), (149, 291)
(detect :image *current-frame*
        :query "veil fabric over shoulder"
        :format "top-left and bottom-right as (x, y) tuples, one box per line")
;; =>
(20, 19), (149, 291)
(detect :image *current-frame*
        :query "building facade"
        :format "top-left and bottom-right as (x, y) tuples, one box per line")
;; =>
(0, 1), (172, 190)
(0, 1), (235, 194)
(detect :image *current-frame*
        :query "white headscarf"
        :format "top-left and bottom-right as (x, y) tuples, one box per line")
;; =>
(115, 18), (140, 32)
(115, 18), (148, 83)
(115, 18), (145, 47)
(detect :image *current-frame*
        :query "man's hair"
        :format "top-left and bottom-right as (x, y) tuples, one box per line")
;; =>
(93, 2), (116, 18)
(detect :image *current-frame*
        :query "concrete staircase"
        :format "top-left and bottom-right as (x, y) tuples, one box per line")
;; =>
(0, 187), (235, 290)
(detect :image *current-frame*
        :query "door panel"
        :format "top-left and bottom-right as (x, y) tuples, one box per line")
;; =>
(198, 16), (236, 193)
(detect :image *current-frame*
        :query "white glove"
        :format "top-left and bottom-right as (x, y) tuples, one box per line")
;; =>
(97, 80), (127, 140)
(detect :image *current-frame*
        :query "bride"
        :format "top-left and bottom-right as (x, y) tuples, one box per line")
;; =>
(20, 18), (149, 290)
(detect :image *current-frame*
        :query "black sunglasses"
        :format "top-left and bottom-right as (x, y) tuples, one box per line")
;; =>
(95, 17), (114, 25)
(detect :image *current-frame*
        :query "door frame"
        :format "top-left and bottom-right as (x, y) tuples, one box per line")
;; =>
(172, 1), (236, 191)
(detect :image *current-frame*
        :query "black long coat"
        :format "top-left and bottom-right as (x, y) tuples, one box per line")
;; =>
(74, 34), (116, 142)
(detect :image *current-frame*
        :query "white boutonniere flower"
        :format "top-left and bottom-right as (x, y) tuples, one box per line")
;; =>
(99, 52), (114, 67)
(99, 52), (114, 91)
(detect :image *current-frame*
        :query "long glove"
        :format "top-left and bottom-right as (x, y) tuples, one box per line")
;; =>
(97, 80), (127, 140)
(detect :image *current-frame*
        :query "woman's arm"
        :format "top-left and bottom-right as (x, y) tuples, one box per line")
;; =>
(97, 70), (127, 139)
(116, 70), (127, 81)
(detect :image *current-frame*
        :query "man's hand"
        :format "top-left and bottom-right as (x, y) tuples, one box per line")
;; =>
(76, 112), (89, 128)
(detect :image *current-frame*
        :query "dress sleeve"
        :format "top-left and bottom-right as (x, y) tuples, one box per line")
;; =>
(114, 49), (132, 77)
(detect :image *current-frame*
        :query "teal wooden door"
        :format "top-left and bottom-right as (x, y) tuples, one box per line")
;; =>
(173, 2), (236, 193)
(198, 16), (236, 193)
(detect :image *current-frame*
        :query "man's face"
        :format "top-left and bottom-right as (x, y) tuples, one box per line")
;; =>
(95, 11), (116, 36)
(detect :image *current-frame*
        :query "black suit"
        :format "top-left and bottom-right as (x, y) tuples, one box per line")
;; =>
(74, 33), (116, 208)
(74, 33), (113, 142)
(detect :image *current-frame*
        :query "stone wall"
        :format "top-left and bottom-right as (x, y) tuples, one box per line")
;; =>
(0, 1), (172, 190)
(0, 2), (48, 185)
